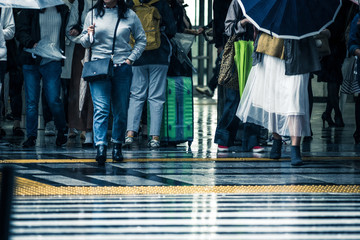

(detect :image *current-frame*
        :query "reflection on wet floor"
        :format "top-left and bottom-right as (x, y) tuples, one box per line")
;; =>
(1, 96), (360, 240)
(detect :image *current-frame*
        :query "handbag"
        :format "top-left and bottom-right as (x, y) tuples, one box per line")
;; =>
(81, 17), (121, 82)
(218, 35), (237, 87)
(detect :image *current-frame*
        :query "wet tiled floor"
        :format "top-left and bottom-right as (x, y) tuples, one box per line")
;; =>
(1, 94), (360, 239)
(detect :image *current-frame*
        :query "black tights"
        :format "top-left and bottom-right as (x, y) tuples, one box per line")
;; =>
(325, 82), (342, 118)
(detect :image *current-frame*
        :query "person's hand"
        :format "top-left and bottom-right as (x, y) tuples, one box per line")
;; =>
(240, 18), (251, 27)
(87, 24), (95, 36)
(69, 28), (80, 36)
(125, 59), (133, 65)
(33, 42), (38, 48)
(320, 29), (331, 39)
(197, 27), (204, 35)
(357, 17), (360, 25)
(355, 49), (360, 58)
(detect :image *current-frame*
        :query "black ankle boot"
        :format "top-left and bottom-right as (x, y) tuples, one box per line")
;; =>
(96, 145), (107, 166)
(270, 138), (282, 159)
(321, 112), (335, 127)
(112, 143), (123, 162)
(291, 146), (303, 166)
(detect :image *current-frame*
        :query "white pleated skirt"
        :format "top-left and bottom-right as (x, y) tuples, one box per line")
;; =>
(236, 54), (311, 137)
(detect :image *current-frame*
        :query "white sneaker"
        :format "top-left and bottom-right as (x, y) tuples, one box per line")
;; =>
(148, 138), (160, 148)
(124, 136), (134, 145)
(44, 121), (56, 136)
(196, 86), (214, 97)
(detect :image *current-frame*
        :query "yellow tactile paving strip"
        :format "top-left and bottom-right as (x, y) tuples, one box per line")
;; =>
(1, 156), (360, 164)
(5, 177), (360, 196)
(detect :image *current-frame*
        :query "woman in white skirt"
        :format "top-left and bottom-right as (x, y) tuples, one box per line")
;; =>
(236, 32), (321, 166)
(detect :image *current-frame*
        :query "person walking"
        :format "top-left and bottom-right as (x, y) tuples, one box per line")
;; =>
(215, 0), (263, 153)
(16, 5), (69, 148)
(67, 0), (95, 147)
(316, 1), (355, 128)
(0, 7), (15, 138)
(80, 0), (146, 165)
(125, 0), (176, 148)
(236, 26), (321, 166)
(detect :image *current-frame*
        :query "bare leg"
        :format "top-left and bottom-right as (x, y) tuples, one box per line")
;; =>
(291, 136), (301, 146)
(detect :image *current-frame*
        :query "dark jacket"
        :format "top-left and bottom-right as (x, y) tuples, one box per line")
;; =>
(213, 0), (232, 49)
(252, 32), (321, 75)
(133, 0), (177, 66)
(317, 0), (356, 83)
(15, 5), (69, 66)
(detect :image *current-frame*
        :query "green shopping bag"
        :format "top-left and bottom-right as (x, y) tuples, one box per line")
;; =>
(234, 40), (254, 98)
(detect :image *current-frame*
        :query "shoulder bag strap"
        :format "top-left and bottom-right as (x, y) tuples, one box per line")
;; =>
(111, 17), (122, 60)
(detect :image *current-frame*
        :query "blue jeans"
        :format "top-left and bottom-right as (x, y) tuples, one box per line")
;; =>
(23, 61), (66, 137)
(214, 88), (240, 147)
(89, 64), (132, 146)
(214, 87), (261, 149)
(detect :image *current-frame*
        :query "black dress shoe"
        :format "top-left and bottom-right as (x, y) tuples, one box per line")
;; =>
(56, 130), (68, 146)
(23, 136), (37, 148)
(13, 127), (25, 136)
(96, 145), (107, 166)
(112, 143), (123, 162)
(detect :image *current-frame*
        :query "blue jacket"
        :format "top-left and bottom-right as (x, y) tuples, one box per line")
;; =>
(348, 14), (360, 57)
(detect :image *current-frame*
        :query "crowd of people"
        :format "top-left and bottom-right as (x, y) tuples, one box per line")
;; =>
(0, 0), (359, 166)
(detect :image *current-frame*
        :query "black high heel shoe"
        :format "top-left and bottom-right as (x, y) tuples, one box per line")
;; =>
(321, 112), (335, 127)
(354, 132), (360, 144)
(334, 114), (345, 127)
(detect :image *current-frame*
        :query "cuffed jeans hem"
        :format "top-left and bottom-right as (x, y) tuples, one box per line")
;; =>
(126, 129), (138, 134)
(95, 141), (107, 147)
(214, 130), (231, 147)
(111, 138), (123, 144)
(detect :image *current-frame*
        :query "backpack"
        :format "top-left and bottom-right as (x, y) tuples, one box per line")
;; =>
(131, 0), (161, 50)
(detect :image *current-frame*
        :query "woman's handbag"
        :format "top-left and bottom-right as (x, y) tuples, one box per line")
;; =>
(81, 57), (113, 82)
(218, 34), (254, 92)
(218, 35), (237, 87)
(82, 17), (121, 82)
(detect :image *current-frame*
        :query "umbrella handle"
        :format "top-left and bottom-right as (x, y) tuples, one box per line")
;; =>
(89, 32), (94, 43)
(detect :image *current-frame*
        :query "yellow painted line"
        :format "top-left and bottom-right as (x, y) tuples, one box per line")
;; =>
(4, 177), (359, 196)
(1, 156), (360, 164)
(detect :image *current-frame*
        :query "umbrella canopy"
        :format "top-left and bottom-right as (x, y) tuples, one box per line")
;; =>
(0, 0), (64, 9)
(237, 0), (342, 40)
(349, 0), (359, 5)
(24, 40), (66, 61)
